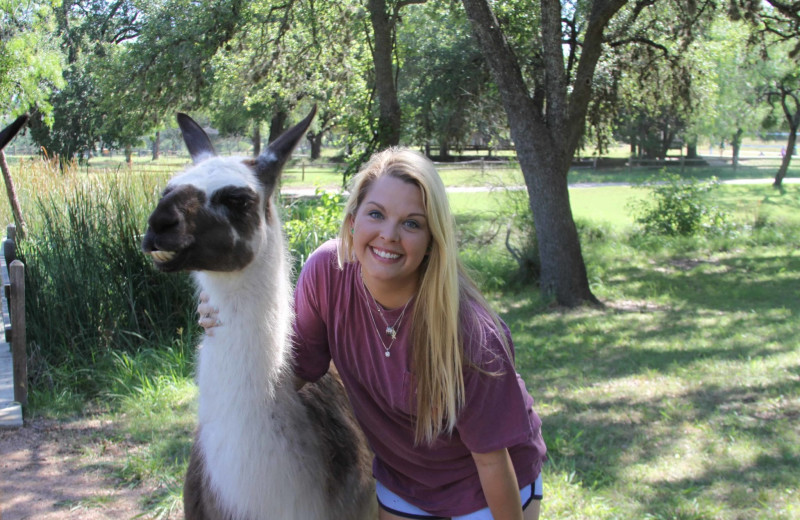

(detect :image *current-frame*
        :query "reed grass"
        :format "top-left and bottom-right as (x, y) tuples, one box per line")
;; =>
(13, 161), (198, 399)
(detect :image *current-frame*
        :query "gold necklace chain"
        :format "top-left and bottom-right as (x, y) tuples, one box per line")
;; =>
(359, 267), (413, 358)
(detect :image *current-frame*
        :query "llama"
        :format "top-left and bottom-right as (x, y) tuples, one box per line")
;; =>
(141, 107), (376, 520)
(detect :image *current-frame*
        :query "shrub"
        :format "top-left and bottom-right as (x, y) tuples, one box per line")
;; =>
(498, 189), (540, 283)
(281, 189), (344, 274)
(630, 174), (733, 237)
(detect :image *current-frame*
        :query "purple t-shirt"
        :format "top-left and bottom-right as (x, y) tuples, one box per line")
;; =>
(292, 239), (547, 516)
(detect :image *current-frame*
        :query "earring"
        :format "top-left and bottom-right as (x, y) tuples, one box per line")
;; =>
(350, 227), (355, 234)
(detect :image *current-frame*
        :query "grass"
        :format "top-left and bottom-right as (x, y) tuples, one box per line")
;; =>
(502, 237), (800, 519)
(5, 154), (800, 518)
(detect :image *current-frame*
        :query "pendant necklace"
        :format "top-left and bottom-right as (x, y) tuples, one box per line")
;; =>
(360, 267), (414, 358)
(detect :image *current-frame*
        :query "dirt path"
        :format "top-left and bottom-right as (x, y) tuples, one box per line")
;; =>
(0, 417), (182, 520)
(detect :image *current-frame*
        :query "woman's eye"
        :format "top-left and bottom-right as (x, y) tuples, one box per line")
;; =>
(404, 220), (420, 229)
(368, 210), (383, 219)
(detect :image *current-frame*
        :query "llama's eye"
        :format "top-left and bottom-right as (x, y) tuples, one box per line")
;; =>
(223, 195), (253, 211)
(212, 187), (258, 214)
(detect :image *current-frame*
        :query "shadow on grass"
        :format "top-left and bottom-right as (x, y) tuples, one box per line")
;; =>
(502, 249), (800, 516)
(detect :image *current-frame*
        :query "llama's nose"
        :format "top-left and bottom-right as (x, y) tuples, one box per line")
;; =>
(147, 204), (182, 234)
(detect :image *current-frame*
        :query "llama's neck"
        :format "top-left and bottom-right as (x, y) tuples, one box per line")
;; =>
(192, 224), (293, 404)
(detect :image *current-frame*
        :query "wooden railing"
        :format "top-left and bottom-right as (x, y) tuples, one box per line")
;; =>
(1, 223), (26, 422)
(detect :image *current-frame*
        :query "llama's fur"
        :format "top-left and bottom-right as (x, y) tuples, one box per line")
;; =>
(142, 108), (375, 520)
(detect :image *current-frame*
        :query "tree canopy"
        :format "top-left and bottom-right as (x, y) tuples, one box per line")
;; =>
(4, 0), (800, 303)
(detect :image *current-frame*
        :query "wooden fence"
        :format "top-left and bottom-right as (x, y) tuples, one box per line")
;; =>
(0, 223), (25, 428)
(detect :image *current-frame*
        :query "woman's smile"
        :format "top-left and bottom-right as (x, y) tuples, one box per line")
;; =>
(351, 175), (431, 307)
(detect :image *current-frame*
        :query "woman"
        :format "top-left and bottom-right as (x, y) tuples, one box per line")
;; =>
(203, 148), (546, 519)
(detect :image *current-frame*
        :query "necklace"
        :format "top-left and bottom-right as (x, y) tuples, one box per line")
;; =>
(360, 267), (414, 358)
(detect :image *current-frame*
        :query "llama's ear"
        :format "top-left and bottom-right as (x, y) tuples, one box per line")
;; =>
(0, 114), (29, 151)
(254, 105), (317, 193)
(177, 113), (217, 164)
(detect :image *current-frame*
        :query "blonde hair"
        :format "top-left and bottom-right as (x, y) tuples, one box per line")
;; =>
(338, 148), (505, 445)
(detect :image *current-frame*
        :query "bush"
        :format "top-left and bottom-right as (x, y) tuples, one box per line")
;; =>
(630, 174), (733, 237)
(281, 189), (344, 274)
(501, 189), (541, 283)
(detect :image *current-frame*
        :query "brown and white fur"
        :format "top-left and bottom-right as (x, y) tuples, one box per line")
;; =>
(142, 107), (375, 520)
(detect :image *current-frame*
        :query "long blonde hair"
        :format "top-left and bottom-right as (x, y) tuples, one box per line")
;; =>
(338, 148), (505, 445)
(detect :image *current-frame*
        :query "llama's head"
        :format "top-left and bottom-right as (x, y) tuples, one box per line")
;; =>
(142, 107), (316, 273)
(0, 114), (29, 150)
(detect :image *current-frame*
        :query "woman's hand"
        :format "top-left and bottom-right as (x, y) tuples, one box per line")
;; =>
(197, 292), (222, 336)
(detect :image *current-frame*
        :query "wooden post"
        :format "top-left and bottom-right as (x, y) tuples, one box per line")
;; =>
(4, 224), (15, 265)
(10, 259), (26, 406)
(0, 151), (27, 239)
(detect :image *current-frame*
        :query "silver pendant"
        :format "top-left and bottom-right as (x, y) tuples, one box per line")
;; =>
(386, 326), (396, 339)
(385, 350), (391, 357)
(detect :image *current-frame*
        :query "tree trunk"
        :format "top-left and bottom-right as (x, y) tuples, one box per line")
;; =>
(306, 132), (323, 160)
(367, 0), (402, 148)
(152, 131), (161, 161)
(0, 151), (27, 239)
(686, 140), (698, 159)
(774, 125), (797, 187)
(439, 141), (450, 160)
(461, 0), (610, 306)
(124, 145), (133, 166)
(731, 128), (743, 172)
(268, 110), (287, 144)
(252, 123), (262, 157)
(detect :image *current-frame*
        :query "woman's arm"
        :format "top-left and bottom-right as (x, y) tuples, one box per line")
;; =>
(472, 448), (523, 520)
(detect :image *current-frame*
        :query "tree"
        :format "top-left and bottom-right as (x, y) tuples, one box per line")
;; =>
(690, 19), (767, 171)
(398, 2), (501, 158)
(0, 0), (64, 117)
(365, 0), (427, 150)
(26, 0), (142, 162)
(460, 0), (714, 305)
(728, 0), (800, 187)
(760, 46), (800, 187)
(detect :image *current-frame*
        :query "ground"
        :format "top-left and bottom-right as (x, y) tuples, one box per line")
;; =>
(0, 417), (182, 520)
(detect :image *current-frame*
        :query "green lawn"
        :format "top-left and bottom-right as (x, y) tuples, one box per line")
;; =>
(504, 240), (800, 519)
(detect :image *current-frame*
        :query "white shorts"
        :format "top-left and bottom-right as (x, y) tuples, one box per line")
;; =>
(376, 473), (543, 519)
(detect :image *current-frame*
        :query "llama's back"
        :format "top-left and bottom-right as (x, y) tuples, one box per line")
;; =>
(298, 367), (377, 519)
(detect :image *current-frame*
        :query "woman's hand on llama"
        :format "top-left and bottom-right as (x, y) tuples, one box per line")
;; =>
(197, 292), (222, 335)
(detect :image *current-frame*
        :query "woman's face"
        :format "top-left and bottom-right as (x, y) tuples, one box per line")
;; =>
(351, 174), (432, 301)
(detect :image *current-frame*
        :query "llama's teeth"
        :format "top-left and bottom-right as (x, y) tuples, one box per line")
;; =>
(151, 250), (175, 263)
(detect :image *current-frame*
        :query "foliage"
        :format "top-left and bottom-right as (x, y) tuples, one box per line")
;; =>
(499, 188), (540, 283)
(630, 174), (733, 236)
(281, 189), (345, 273)
(0, 0), (64, 117)
(398, 2), (502, 156)
(26, 0), (143, 160)
(15, 165), (198, 397)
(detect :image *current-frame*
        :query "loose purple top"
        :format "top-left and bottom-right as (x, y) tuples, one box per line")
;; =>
(292, 239), (547, 516)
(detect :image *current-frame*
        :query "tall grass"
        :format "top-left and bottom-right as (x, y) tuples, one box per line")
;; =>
(12, 160), (198, 400)
(7, 158), (343, 406)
